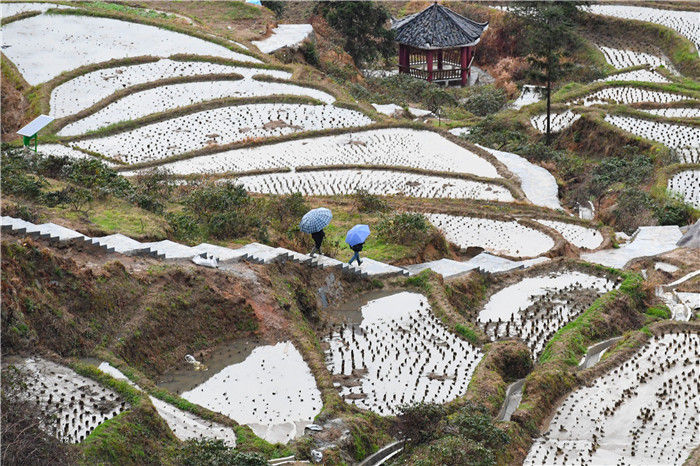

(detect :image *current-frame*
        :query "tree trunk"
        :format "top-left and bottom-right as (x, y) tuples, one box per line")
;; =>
(546, 65), (551, 146)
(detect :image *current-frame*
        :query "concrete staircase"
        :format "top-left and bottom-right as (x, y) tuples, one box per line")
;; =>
(3, 216), (552, 280)
(1, 216), (409, 278)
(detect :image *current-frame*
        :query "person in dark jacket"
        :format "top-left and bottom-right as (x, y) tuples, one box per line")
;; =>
(348, 242), (363, 266)
(310, 229), (325, 256)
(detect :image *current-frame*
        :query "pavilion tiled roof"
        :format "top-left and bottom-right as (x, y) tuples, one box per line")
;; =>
(392, 3), (489, 49)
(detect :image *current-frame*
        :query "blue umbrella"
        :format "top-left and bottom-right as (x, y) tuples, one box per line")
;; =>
(345, 224), (370, 247)
(300, 208), (332, 233)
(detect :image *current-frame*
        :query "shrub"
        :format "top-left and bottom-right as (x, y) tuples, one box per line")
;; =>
(353, 189), (388, 213)
(267, 192), (308, 233)
(397, 402), (446, 444)
(614, 187), (656, 233)
(176, 439), (266, 466)
(166, 211), (202, 242)
(61, 158), (131, 199)
(261, 0), (284, 18)
(319, 1), (394, 66)
(452, 403), (509, 449)
(414, 436), (495, 466)
(300, 40), (319, 66)
(654, 192), (695, 226)
(461, 85), (506, 116)
(377, 213), (430, 244)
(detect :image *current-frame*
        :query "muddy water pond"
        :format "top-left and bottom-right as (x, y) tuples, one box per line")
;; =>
(158, 338), (322, 445)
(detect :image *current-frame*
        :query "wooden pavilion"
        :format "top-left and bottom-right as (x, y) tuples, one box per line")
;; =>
(392, 3), (488, 86)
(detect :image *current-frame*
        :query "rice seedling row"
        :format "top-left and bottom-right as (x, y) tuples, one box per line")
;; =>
(50, 58), (291, 118)
(323, 292), (483, 416)
(668, 170), (700, 208)
(640, 107), (700, 119)
(569, 86), (688, 107)
(584, 5), (700, 52)
(477, 271), (616, 358)
(129, 128), (500, 177)
(599, 68), (670, 84)
(596, 45), (677, 72)
(525, 331), (700, 465)
(1, 14), (256, 86)
(59, 80), (336, 136)
(426, 213), (555, 257)
(530, 110), (581, 133)
(233, 169), (514, 202)
(9, 357), (129, 444)
(74, 104), (372, 164)
(534, 219), (604, 250)
(604, 115), (700, 163)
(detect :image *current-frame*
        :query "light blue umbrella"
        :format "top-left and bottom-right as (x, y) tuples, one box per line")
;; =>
(345, 224), (370, 247)
(300, 208), (332, 233)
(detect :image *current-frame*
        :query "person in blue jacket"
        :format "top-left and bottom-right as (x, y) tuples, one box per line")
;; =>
(349, 241), (363, 266)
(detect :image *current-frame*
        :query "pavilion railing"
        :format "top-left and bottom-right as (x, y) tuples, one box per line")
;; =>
(408, 67), (462, 81)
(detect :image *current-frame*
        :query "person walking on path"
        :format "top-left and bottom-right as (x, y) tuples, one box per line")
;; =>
(346, 224), (370, 266)
(300, 208), (333, 257)
(311, 229), (325, 256)
(349, 242), (364, 266)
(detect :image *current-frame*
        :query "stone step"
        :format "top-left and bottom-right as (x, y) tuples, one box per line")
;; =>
(142, 240), (198, 260)
(310, 255), (344, 269)
(246, 247), (289, 264)
(351, 258), (408, 277)
(34, 222), (88, 243)
(404, 253), (549, 279)
(91, 234), (149, 255)
(1, 216), (41, 235)
(191, 243), (248, 263)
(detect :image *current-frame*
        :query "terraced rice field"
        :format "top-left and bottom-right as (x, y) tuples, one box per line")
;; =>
(38, 143), (118, 165)
(59, 80), (336, 136)
(668, 170), (700, 208)
(525, 331), (700, 465)
(477, 271), (616, 357)
(128, 128), (501, 176)
(640, 107), (700, 119)
(234, 170), (514, 201)
(0, 13), (257, 85)
(50, 59), (291, 118)
(585, 5), (700, 52)
(570, 86), (688, 107)
(323, 292), (483, 416)
(73, 104), (372, 164)
(534, 219), (604, 250)
(530, 110), (581, 133)
(1, 2), (71, 16)
(427, 213), (555, 257)
(252, 24), (313, 54)
(604, 115), (700, 163)
(9, 357), (129, 443)
(599, 69), (670, 84)
(181, 341), (322, 444)
(97, 362), (238, 446)
(597, 45), (677, 72)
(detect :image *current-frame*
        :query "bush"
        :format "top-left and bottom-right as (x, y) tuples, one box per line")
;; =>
(614, 187), (656, 233)
(261, 0), (284, 18)
(461, 85), (506, 116)
(61, 158), (131, 199)
(267, 192), (308, 233)
(300, 40), (319, 66)
(353, 189), (388, 213)
(654, 192), (695, 226)
(452, 403), (509, 449)
(182, 182), (264, 240)
(377, 213), (430, 244)
(413, 436), (496, 466)
(166, 211), (202, 242)
(176, 439), (266, 466)
(397, 402), (447, 444)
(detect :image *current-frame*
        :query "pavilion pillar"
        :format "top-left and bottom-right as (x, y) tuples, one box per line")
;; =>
(437, 50), (443, 70)
(460, 46), (468, 86)
(399, 44), (406, 74)
(426, 49), (434, 82)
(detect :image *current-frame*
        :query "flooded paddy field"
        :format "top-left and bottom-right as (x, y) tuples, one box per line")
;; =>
(323, 291), (483, 416)
(477, 270), (617, 358)
(160, 338), (322, 444)
(3, 356), (129, 443)
(525, 331), (700, 465)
